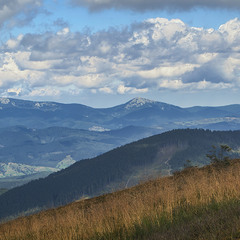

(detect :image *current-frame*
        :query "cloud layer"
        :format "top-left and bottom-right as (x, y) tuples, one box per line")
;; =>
(0, 0), (42, 29)
(1, 17), (240, 98)
(71, 0), (240, 12)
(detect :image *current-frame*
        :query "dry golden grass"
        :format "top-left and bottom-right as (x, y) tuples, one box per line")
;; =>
(1, 159), (240, 240)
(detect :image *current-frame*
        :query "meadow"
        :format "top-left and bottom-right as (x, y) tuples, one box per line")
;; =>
(1, 159), (240, 240)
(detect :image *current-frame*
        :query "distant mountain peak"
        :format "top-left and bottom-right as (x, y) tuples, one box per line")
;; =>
(125, 97), (156, 109)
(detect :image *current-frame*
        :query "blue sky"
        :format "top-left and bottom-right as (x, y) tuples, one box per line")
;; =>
(0, 0), (240, 108)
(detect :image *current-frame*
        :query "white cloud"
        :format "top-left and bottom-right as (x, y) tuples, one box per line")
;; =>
(158, 79), (186, 90)
(29, 88), (60, 97)
(1, 18), (240, 100)
(99, 87), (113, 94)
(6, 34), (24, 49)
(13, 51), (62, 71)
(138, 64), (197, 79)
(57, 27), (70, 36)
(147, 18), (186, 41)
(219, 18), (240, 43)
(194, 80), (233, 90)
(7, 87), (23, 96)
(0, 0), (42, 29)
(196, 53), (218, 64)
(117, 85), (148, 94)
(52, 74), (107, 88)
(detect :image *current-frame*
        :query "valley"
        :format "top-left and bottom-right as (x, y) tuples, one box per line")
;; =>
(0, 125), (161, 181)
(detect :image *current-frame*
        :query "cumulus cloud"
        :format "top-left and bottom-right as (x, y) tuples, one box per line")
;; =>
(1, 17), (240, 99)
(70, 0), (240, 12)
(0, 0), (43, 29)
(29, 87), (61, 97)
(99, 87), (113, 94)
(117, 85), (148, 94)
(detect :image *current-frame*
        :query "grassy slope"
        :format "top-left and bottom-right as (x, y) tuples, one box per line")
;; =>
(1, 159), (240, 240)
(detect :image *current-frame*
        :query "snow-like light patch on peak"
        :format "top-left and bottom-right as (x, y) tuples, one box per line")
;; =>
(35, 102), (42, 108)
(0, 156), (78, 178)
(34, 102), (57, 109)
(0, 162), (56, 178)
(0, 98), (10, 104)
(125, 97), (155, 109)
(56, 155), (76, 170)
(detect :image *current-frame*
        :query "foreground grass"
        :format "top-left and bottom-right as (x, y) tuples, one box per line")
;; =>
(1, 160), (240, 240)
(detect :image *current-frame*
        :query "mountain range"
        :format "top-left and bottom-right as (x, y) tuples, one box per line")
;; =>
(1, 97), (240, 130)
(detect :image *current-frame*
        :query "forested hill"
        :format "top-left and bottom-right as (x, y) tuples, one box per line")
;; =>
(1, 129), (240, 220)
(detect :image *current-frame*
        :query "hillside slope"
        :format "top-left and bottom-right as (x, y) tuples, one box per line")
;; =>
(1, 158), (240, 240)
(0, 129), (240, 220)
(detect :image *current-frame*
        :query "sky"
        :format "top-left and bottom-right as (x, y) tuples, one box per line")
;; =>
(0, 0), (240, 108)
